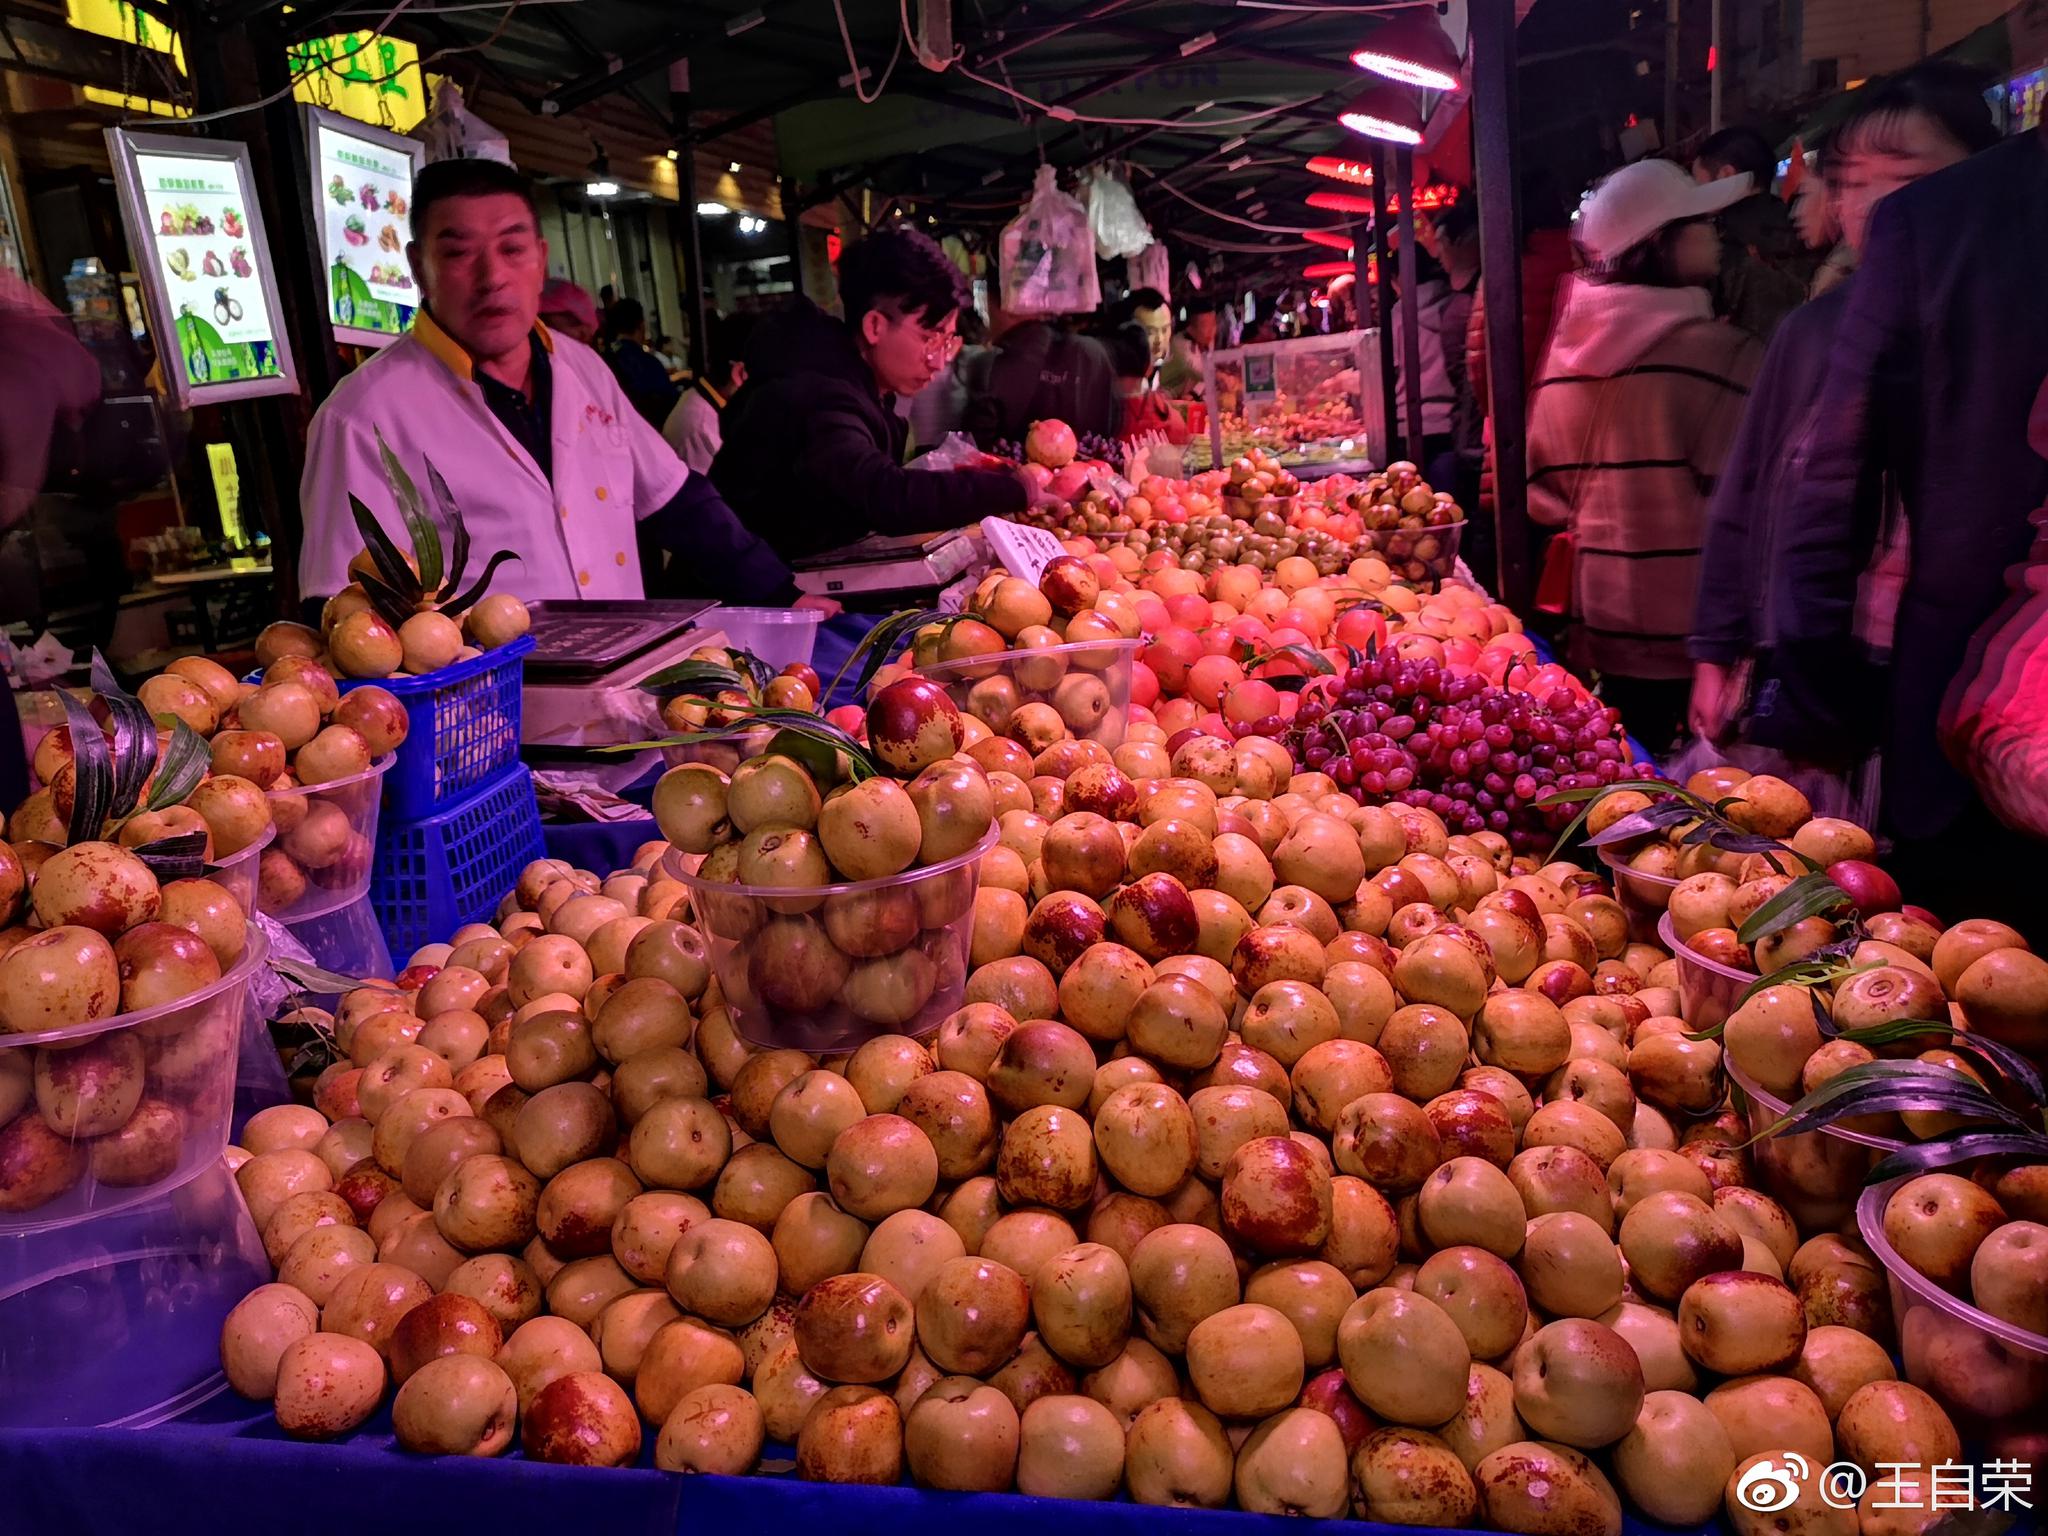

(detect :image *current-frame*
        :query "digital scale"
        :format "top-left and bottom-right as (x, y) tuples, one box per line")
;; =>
(792, 526), (985, 603)
(518, 598), (722, 758)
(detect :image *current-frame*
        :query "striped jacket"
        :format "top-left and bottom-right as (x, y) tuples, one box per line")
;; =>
(1527, 281), (1763, 681)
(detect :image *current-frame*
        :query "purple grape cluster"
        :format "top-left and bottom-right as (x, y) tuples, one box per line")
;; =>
(991, 433), (1126, 467)
(1244, 655), (1653, 851)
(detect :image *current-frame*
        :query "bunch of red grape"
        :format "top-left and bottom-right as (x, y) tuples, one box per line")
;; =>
(1244, 654), (1654, 851)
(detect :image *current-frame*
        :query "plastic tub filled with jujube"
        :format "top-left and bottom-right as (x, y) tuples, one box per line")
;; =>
(912, 637), (1141, 754)
(657, 677), (1000, 1054)
(0, 917), (269, 1230)
(1858, 1171), (2048, 1434)
(259, 754), (394, 923)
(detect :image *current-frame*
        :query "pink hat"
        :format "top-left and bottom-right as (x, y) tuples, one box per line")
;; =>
(539, 277), (599, 334)
(1575, 160), (1752, 269)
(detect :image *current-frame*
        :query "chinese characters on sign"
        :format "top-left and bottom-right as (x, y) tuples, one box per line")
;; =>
(1735, 1455), (2033, 1516)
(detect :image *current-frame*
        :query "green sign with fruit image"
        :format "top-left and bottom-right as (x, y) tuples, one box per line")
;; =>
(173, 308), (281, 385)
(330, 259), (411, 337)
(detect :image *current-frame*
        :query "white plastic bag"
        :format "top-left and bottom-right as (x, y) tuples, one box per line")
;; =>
(1000, 165), (1099, 316)
(1127, 242), (1170, 299)
(1088, 168), (1153, 261)
(416, 81), (512, 166)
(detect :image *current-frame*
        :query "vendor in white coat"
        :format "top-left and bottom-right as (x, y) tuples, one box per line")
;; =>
(299, 159), (824, 611)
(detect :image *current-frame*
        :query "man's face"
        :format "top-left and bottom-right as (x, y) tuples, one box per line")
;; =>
(1187, 310), (1218, 346)
(1134, 303), (1171, 368)
(859, 303), (958, 397)
(1828, 112), (1970, 256)
(409, 191), (547, 362)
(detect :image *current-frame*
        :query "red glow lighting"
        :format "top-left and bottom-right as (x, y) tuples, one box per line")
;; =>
(826, 231), (843, 263)
(1307, 190), (1377, 215)
(1305, 155), (1373, 185)
(1707, 44), (1718, 70)
(1303, 260), (1355, 281)
(1348, 13), (1462, 93)
(1304, 229), (1354, 252)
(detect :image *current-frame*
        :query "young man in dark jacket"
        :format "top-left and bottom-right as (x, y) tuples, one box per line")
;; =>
(712, 226), (1030, 561)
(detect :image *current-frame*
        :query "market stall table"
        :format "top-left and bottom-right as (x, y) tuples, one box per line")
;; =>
(0, 1400), (1723, 1536)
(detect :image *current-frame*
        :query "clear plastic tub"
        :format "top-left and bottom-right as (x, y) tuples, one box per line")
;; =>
(1356, 520), (1463, 588)
(668, 823), (997, 1054)
(0, 1156), (268, 1428)
(259, 754), (392, 924)
(0, 922), (268, 1232)
(1658, 911), (1755, 1036)
(1730, 1050), (1902, 1234)
(913, 637), (1142, 751)
(206, 821), (273, 918)
(713, 606), (824, 674)
(1858, 1176), (2048, 1428)
(1601, 843), (1680, 943)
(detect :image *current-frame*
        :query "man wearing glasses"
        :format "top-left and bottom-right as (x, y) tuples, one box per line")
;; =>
(711, 225), (1033, 562)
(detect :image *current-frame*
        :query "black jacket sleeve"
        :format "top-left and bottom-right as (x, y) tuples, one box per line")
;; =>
(798, 397), (1028, 536)
(1743, 199), (1913, 763)
(639, 470), (800, 604)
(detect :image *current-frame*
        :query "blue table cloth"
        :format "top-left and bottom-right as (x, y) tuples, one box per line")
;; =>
(0, 1390), (1719, 1536)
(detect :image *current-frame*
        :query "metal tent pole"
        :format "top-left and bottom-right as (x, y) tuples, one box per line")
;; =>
(1394, 145), (1425, 465)
(1368, 143), (1399, 462)
(670, 62), (711, 382)
(1470, 0), (1533, 613)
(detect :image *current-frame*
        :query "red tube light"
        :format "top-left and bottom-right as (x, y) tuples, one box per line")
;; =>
(1306, 190), (1377, 215)
(1304, 229), (1354, 251)
(1303, 260), (1355, 280)
(1305, 155), (1373, 185)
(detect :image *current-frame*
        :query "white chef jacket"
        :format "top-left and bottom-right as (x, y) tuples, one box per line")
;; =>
(298, 311), (688, 601)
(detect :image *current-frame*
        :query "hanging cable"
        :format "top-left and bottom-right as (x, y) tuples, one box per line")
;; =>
(832, 0), (904, 105)
(128, 0), (529, 127)
(1136, 170), (1358, 237)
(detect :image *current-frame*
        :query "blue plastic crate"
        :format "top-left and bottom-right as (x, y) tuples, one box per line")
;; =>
(339, 633), (534, 820)
(370, 761), (544, 960)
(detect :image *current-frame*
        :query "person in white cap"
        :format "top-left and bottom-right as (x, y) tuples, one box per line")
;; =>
(1523, 157), (1764, 754)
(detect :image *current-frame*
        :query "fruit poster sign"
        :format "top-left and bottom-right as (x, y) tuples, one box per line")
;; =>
(105, 128), (298, 407)
(303, 105), (423, 347)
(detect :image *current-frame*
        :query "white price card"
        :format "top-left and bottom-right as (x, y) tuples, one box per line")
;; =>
(981, 518), (1066, 583)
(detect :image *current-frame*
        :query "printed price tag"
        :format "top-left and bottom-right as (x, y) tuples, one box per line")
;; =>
(981, 517), (1066, 582)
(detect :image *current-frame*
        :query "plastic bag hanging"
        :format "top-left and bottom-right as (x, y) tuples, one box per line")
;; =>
(1087, 167), (1153, 260)
(999, 164), (1100, 316)
(415, 81), (513, 166)
(1126, 242), (1171, 300)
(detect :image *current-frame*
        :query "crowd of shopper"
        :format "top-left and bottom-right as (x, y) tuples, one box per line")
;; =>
(1507, 61), (2047, 930)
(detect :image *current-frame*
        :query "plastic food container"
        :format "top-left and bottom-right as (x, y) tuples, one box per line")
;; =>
(712, 606), (824, 674)
(0, 922), (268, 1232)
(205, 821), (273, 918)
(1729, 1050), (1902, 1233)
(1858, 1176), (2048, 1428)
(669, 823), (996, 1055)
(1601, 844), (1679, 944)
(341, 632), (532, 820)
(259, 754), (392, 924)
(1357, 520), (1463, 588)
(0, 1156), (268, 1429)
(1659, 912), (1754, 1036)
(913, 638), (1142, 752)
